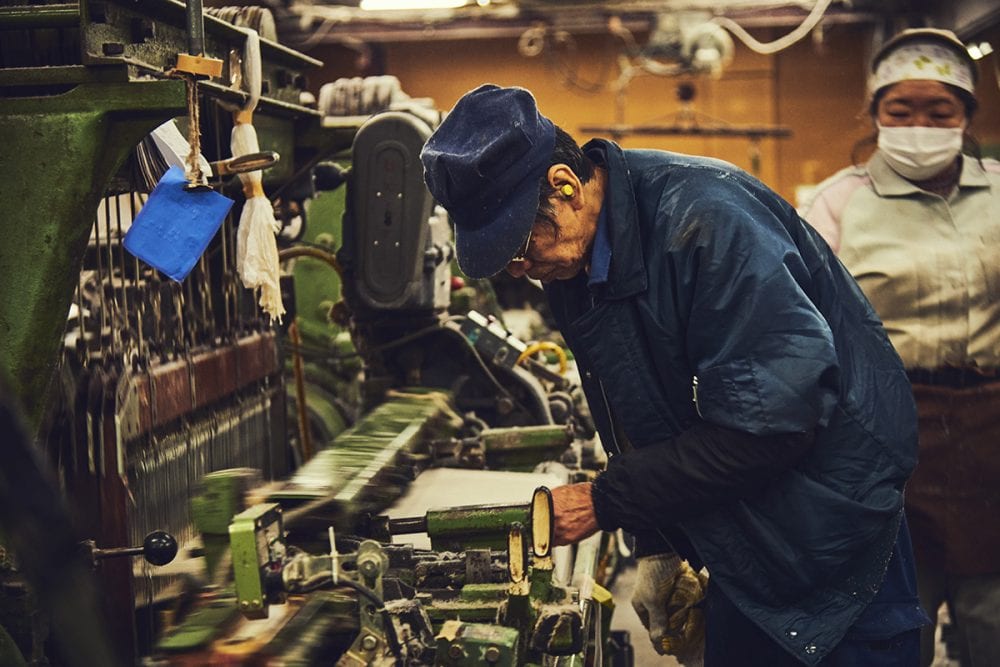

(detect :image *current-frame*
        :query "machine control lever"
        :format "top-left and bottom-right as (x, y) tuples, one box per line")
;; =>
(210, 151), (280, 177)
(83, 530), (178, 567)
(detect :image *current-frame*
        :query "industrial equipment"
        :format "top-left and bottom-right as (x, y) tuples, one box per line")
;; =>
(151, 487), (627, 665)
(0, 1), (629, 662)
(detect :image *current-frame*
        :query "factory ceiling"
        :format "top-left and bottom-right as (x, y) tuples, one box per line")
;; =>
(275, 0), (985, 49)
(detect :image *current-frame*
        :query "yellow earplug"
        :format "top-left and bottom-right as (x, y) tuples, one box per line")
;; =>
(560, 184), (574, 198)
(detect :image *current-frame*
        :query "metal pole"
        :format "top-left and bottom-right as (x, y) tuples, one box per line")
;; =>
(185, 0), (205, 57)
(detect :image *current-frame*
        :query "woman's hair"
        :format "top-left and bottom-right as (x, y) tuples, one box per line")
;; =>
(850, 83), (981, 166)
(535, 127), (595, 233)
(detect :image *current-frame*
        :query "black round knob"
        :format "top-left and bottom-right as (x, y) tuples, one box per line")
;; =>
(142, 530), (178, 566)
(676, 82), (696, 102)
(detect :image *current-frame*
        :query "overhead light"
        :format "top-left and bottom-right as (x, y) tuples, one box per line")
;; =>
(360, 0), (468, 9)
(966, 41), (993, 60)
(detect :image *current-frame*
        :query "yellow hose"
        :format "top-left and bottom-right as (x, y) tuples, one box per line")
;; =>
(516, 341), (568, 376)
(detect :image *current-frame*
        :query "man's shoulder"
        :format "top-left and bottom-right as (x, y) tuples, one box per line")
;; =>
(624, 148), (741, 177)
(622, 149), (777, 209)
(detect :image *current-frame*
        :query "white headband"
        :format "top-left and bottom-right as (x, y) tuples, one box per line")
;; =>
(871, 40), (975, 94)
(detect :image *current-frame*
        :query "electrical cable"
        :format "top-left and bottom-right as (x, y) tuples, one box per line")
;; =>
(711, 0), (833, 55)
(296, 570), (405, 662)
(516, 340), (568, 376)
(278, 244), (344, 281)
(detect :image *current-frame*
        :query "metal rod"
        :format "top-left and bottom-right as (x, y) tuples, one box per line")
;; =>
(0, 4), (78, 29)
(93, 545), (143, 560)
(288, 320), (313, 462)
(186, 0), (206, 57)
(386, 516), (428, 535)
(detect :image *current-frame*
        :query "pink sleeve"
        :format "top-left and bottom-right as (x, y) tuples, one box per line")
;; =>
(801, 173), (869, 255)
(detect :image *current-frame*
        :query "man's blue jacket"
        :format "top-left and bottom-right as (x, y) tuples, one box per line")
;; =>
(545, 140), (918, 665)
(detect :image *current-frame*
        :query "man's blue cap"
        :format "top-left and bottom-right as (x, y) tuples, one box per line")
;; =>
(420, 84), (555, 279)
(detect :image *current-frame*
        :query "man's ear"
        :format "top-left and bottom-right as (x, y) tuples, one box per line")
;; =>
(547, 164), (579, 197)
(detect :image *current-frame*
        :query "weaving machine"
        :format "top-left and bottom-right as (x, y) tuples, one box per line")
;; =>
(0, 2), (631, 663)
(135, 114), (633, 659)
(0, 0), (355, 662)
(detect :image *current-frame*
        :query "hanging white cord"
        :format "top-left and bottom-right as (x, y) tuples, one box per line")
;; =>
(711, 0), (834, 55)
(232, 27), (285, 323)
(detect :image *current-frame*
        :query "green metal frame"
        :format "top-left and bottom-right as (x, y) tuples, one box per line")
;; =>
(0, 78), (185, 430)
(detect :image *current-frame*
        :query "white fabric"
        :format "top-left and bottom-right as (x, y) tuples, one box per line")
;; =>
(871, 39), (975, 94)
(150, 120), (212, 176)
(231, 28), (284, 323)
(233, 122), (284, 323)
(876, 124), (965, 181)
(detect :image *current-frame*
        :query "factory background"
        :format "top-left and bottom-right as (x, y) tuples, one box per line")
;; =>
(305, 14), (1000, 204)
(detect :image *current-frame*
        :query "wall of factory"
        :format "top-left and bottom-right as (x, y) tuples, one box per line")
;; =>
(308, 22), (1000, 208)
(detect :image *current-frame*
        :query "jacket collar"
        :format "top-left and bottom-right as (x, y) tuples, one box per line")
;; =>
(582, 138), (647, 299)
(867, 150), (991, 197)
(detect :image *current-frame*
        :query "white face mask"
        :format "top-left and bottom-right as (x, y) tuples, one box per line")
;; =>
(877, 124), (964, 181)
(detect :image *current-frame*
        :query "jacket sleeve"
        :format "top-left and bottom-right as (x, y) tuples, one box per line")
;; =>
(591, 422), (815, 534)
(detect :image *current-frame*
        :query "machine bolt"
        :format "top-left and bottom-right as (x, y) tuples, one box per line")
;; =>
(361, 635), (378, 651)
(239, 600), (249, 609)
(484, 645), (501, 663)
(448, 643), (464, 659)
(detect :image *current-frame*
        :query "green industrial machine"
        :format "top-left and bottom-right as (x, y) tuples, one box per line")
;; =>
(0, 0), (362, 662)
(155, 486), (624, 665)
(0, 0), (355, 433)
(0, 1), (629, 662)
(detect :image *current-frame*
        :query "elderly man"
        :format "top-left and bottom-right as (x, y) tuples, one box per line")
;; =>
(420, 84), (928, 666)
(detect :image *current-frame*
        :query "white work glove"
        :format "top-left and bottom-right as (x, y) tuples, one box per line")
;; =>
(631, 553), (708, 666)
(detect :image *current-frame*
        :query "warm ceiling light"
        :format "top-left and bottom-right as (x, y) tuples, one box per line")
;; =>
(360, 0), (468, 9)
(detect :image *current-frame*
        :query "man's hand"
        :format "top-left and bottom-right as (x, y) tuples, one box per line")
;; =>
(631, 553), (708, 666)
(550, 482), (600, 546)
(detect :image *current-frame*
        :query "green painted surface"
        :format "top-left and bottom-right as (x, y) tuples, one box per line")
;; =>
(191, 469), (260, 578)
(426, 504), (530, 552)
(480, 425), (573, 472)
(154, 598), (240, 652)
(229, 503), (282, 619)
(433, 621), (519, 667)
(294, 185), (347, 333)
(269, 389), (457, 505)
(458, 583), (508, 602)
(0, 79), (185, 431)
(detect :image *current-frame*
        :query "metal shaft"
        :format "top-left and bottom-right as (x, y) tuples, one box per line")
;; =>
(93, 546), (144, 560)
(185, 0), (205, 56)
(386, 516), (428, 535)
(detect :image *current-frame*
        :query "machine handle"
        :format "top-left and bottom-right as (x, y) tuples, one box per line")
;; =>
(210, 151), (280, 177)
(86, 530), (178, 567)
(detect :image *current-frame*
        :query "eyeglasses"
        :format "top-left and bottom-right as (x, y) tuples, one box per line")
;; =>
(509, 229), (532, 264)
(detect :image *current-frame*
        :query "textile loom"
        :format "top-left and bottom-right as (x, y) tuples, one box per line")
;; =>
(0, 2), (632, 664)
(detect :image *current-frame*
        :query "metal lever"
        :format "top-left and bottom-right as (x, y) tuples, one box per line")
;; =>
(210, 151), (280, 177)
(85, 530), (178, 567)
(530, 486), (553, 558)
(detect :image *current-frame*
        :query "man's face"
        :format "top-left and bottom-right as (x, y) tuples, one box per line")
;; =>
(505, 198), (593, 283)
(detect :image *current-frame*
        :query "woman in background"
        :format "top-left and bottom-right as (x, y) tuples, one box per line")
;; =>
(802, 27), (1000, 667)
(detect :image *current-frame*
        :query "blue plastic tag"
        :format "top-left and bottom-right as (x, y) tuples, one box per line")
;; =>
(123, 165), (234, 282)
